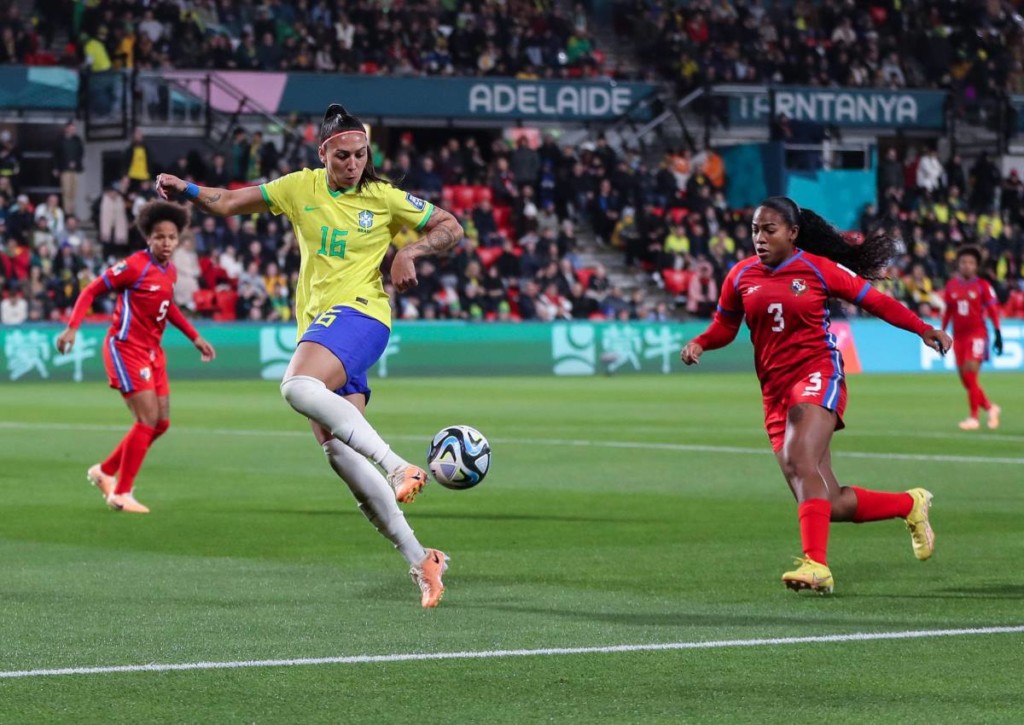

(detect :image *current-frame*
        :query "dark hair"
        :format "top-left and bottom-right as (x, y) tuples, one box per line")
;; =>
(955, 245), (982, 264)
(758, 196), (899, 280)
(319, 103), (387, 192)
(135, 200), (190, 238)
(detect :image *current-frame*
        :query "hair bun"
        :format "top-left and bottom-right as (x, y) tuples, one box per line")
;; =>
(324, 103), (348, 119)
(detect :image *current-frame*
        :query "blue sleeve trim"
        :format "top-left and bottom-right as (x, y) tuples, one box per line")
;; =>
(101, 274), (112, 290)
(717, 304), (742, 316)
(854, 282), (870, 304)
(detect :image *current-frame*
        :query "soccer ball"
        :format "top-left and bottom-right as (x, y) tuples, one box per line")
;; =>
(426, 425), (491, 490)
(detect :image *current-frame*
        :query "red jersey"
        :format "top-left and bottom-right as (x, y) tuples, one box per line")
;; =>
(695, 250), (930, 399)
(942, 275), (999, 338)
(69, 250), (197, 350)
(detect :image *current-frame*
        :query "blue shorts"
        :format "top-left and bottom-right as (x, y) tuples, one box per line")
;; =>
(300, 305), (390, 401)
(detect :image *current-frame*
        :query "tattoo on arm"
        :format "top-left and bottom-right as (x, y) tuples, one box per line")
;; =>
(194, 191), (223, 213)
(411, 219), (461, 256)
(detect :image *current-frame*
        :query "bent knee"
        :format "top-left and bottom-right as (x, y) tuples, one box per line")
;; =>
(280, 374), (323, 405)
(155, 419), (170, 437)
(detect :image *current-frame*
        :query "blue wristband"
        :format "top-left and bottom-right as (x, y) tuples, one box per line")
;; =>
(181, 182), (200, 201)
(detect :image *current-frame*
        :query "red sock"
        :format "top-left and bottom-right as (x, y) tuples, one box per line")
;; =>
(965, 370), (990, 411)
(100, 439), (125, 477)
(851, 486), (913, 522)
(962, 370), (989, 417)
(113, 423), (158, 495)
(100, 421), (168, 477)
(798, 499), (831, 565)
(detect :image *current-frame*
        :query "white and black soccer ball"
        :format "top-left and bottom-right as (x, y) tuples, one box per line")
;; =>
(426, 425), (491, 490)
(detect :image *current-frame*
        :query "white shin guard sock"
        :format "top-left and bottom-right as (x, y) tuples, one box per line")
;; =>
(323, 439), (426, 566)
(281, 375), (407, 473)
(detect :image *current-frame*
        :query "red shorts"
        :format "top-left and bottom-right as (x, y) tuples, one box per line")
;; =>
(953, 334), (989, 366)
(103, 338), (169, 396)
(763, 366), (847, 453)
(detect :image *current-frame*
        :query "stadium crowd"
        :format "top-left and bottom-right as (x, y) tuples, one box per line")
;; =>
(1, 0), (1023, 325)
(2, 120), (1024, 326)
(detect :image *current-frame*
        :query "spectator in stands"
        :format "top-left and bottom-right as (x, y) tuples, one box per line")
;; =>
(34, 194), (65, 237)
(97, 182), (129, 258)
(172, 235), (201, 312)
(0, 130), (19, 191)
(124, 128), (153, 192)
(53, 120), (84, 217)
(0, 288), (27, 323)
(686, 260), (718, 318)
(916, 147), (945, 195)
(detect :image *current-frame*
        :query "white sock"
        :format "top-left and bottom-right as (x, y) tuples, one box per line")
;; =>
(281, 375), (407, 473)
(323, 439), (426, 566)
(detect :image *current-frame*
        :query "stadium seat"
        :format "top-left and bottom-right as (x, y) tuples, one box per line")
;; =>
(454, 185), (477, 211)
(668, 207), (689, 225)
(662, 269), (693, 297)
(213, 289), (238, 321)
(575, 267), (595, 289)
(492, 205), (512, 233)
(441, 186), (455, 208)
(472, 185), (493, 205)
(193, 289), (216, 315)
(475, 246), (502, 268)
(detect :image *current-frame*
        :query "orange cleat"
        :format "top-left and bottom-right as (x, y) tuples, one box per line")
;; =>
(986, 404), (1001, 430)
(388, 464), (428, 504)
(107, 492), (150, 514)
(410, 548), (449, 608)
(87, 464), (116, 499)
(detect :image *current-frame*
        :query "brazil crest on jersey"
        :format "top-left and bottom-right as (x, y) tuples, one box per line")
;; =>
(260, 168), (434, 337)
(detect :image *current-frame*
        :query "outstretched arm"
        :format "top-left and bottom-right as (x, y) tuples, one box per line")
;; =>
(390, 208), (464, 292)
(166, 303), (216, 361)
(681, 308), (743, 365)
(56, 275), (109, 353)
(155, 173), (269, 217)
(859, 286), (951, 354)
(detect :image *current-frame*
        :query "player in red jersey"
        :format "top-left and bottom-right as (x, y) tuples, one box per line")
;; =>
(941, 246), (1002, 430)
(56, 201), (216, 513)
(680, 197), (952, 595)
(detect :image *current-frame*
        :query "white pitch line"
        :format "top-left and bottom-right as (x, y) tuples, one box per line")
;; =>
(1, 421), (1022, 465)
(2, 626), (1022, 680)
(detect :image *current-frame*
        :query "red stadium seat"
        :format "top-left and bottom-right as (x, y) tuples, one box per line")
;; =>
(476, 246), (502, 268)
(441, 186), (455, 208)
(575, 267), (595, 289)
(193, 289), (216, 315)
(472, 185), (493, 205)
(662, 269), (693, 297)
(492, 204), (512, 231)
(213, 289), (238, 321)
(454, 185), (477, 211)
(668, 207), (689, 225)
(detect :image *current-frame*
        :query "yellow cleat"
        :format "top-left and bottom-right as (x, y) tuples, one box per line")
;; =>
(388, 464), (428, 504)
(107, 492), (150, 514)
(986, 404), (1001, 430)
(905, 488), (934, 561)
(410, 548), (449, 608)
(782, 556), (834, 595)
(87, 464), (116, 499)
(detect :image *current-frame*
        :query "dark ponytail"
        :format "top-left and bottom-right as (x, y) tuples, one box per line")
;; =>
(318, 103), (387, 191)
(759, 196), (900, 280)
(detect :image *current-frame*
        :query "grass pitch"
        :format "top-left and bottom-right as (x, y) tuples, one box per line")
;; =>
(1, 373), (1022, 723)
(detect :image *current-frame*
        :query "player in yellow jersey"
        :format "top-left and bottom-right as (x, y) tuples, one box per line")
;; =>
(156, 104), (464, 608)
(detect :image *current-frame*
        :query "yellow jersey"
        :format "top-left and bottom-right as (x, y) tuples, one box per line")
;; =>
(259, 168), (434, 337)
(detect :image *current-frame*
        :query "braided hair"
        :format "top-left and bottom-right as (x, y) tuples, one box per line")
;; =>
(318, 103), (387, 191)
(758, 196), (900, 280)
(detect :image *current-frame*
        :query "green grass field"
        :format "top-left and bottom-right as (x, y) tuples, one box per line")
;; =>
(1, 373), (1022, 724)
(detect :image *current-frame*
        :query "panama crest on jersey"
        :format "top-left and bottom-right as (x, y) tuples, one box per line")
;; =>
(791, 279), (807, 295)
(405, 193), (426, 211)
(357, 209), (374, 230)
